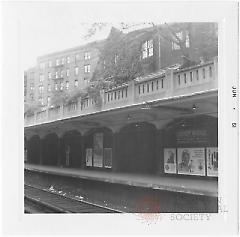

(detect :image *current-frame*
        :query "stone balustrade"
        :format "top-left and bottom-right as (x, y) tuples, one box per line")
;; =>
(25, 58), (218, 127)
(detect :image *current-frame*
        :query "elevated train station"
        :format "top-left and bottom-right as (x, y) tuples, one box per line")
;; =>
(24, 58), (218, 212)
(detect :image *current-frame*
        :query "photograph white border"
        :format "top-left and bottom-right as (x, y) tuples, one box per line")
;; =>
(1, 1), (239, 235)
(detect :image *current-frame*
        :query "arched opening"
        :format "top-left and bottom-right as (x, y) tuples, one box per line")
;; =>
(61, 130), (82, 167)
(24, 136), (27, 163)
(27, 135), (41, 164)
(42, 133), (58, 166)
(163, 115), (218, 177)
(84, 127), (113, 169)
(117, 122), (157, 174)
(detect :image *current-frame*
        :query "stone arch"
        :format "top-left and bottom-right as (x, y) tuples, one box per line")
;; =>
(27, 135), (41, 164)
(42, 133), (59, 166)
(61, 130), (82, 167)
(117, 122), (157, 174)
(84, 127), (114, 169)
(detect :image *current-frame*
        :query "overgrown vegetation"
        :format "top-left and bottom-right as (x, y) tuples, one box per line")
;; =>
(26, 23), (217, 113)
(24, 101), (42, 116)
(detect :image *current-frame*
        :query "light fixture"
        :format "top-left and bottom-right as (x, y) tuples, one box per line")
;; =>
(192, 104), (197, 110)
(181, 122), (185, 127)
(141, 101), (152, 110)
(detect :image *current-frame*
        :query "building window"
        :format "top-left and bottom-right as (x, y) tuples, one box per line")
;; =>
(61, 58), (65, 65)
(186, 31), (190, 48)
(56, 59), (60, 66)
(66, 81), (69, 90)
(172, 31), (190, 50)
(48, 61), (52, 68)
(30, 93), (34, 100)
(84, 52), (91, 60)
(66, 68), (70, 77)
(66, 56), (70, 64)
(48, 72), (52, 79)
(60, 70), (64, 78)
(55, 71), (59, 79)
(38, 97), (43, 105)
(39, 74), (44, 82)
(60, 82), (63, 91)
(30, 83), (34, 91)
(47, 96), (51, 106)
(84, 64), (90, 73)
(48, 84), (51, 92)
(172, 32), (182, 50)
(142, 39), (153, 59)
(114, 54), (119, 64)
(55, 83), (58, 91)
(39, 85), (44, 94)
(74, 80), (79, 87)
(75, 67), (79, 75)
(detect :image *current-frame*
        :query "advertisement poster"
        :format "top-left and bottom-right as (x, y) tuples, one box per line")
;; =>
(104, 148), (112, 168)
(86, 148), (92, 167)
(164, 148), (177, 174)
(206, 147), (218, 177)
(177, 148), (205, 176)
(93, 133), (103, 167)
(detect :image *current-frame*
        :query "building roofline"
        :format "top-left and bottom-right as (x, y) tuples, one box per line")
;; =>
(37, 39), (105, 61)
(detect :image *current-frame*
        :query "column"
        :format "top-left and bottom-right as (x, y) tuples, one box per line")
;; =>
(80, 136), (85, 169)
(128, 80), (135, 104)
(60, 104), (64, 119)
(165, 68), (174, 97)
(57, 137), (62, 166)
(111, 133), (118, 172)
(156, 129), (164, 174)
(213, 56), (218, 86)
(100, 89), (105, 108)
(39, 138), (43, 165)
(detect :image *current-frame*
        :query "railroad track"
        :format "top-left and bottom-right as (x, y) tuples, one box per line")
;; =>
(24, 184), (122, 213)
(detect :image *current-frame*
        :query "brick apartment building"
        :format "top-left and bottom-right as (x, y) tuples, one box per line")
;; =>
(25, 40), (104, 106)
(94, 22), (217, 84)
(24, 23), (217, 107)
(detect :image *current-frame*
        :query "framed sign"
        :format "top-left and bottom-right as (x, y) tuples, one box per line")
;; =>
(164, 148), (177, 174)
(104, 148), (112, 168)
(206, 147), (218, 177)
(176, 129), (208, 145)
(93, 133), (103, 167)
(86, 148), (93, 167)
(177, 148), (205, 176)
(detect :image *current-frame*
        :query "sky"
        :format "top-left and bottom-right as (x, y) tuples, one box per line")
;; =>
(3, 2), (152, 70)
(17, 3), (112, 70)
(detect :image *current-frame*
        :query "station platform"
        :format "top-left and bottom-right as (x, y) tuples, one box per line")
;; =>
(25, 164), (217, 197)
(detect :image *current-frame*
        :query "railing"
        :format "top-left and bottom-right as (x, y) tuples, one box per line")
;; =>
(49, 106), (60, 120)
(24, 58), (218, 127)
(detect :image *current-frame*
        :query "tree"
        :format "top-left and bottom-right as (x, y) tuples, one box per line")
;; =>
(46, 23), (217, 111)
(24, 101), (42, 116)
(89, 22), (217, 83)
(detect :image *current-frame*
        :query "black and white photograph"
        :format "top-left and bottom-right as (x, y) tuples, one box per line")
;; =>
(1, 1), (239, 236)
